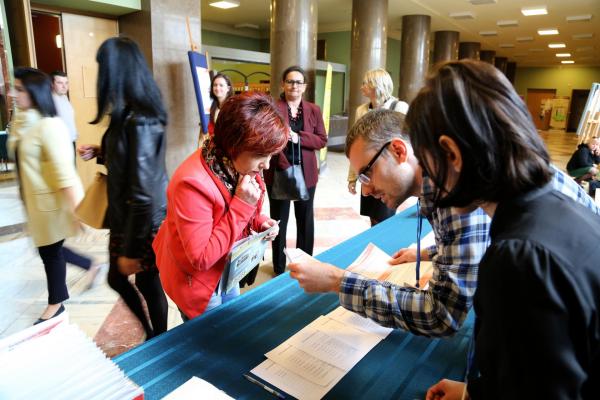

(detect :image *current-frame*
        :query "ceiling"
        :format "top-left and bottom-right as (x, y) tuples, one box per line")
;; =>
(201, 0), (600, 67)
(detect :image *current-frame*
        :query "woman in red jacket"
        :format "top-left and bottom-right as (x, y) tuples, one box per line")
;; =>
(153, 92), (287, 320)
(263, 66), (328, 275)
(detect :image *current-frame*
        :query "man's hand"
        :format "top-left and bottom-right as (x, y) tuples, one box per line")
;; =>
(78, 144), (100, 161)
(288, 260), (345, 293)
(117, 256), (143, 276)
(260, 218), (279, 241)
(389, 248), (430, 265)
(425, 379), (467, 400)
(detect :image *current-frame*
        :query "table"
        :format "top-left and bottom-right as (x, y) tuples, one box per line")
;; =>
(115, 205), (473, 399)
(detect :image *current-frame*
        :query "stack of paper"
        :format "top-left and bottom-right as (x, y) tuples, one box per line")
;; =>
(0, 315), (143, 400)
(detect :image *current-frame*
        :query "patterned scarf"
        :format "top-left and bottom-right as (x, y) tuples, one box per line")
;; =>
(201, 138), (239, 196)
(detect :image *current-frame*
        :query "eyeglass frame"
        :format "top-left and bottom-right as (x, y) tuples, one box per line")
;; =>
(284, 79), (306, 86)
(357, 141), (391, 185)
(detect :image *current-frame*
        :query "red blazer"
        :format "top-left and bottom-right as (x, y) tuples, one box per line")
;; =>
(152, 149), (268, 318)
(263, 99), (328, 189)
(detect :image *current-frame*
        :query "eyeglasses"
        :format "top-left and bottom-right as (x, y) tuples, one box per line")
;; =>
(357, 141), (391, 185)
(285, 79), (305, 86)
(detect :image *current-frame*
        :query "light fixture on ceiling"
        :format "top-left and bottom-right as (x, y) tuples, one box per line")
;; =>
(55, 34), (62, 49)
(538, 28), (559, 35)
(499, 43), (514, 48)
(555, 53), (571, 57)
(234, 23), (259, 29)
(479, 31), (497, 36)
(561, 60), (575, 64)
(497, 20), (518, 27)
(209, 0), (240, 9)
(573, 33), (593, 39)
(566, 14), (592, 22)
(449, 12), (475, 20)
(548, 43), (566, 48)
(522, 6), (548, 16)
(516, 36), (534, 42)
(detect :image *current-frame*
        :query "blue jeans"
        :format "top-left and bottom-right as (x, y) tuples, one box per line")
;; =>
(180, 284), (240, 322)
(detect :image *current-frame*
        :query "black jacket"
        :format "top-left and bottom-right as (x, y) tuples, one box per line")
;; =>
(566, 143), (600, 171)
(101, 111), (168, 258)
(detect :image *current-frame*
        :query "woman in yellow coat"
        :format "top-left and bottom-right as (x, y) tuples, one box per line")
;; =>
(8, 68), (85, 324)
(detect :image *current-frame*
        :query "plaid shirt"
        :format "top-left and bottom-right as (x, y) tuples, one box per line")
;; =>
(339, 167), (598, 337)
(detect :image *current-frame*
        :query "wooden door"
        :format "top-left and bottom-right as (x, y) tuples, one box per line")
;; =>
(61, 13), (117, 188)
(567, 89), (591, 132)
(527, 88), (556, 130)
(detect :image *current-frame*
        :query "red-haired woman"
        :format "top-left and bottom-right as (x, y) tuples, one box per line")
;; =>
(153, 92), (287, 320)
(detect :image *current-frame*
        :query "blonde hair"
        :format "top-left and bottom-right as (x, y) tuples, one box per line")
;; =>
(363, 68), (394, 107)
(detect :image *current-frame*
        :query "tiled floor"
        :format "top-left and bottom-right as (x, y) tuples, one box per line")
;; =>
(0, 130), (582, 357)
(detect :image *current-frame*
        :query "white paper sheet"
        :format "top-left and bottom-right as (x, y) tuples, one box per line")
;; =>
(163, 376), (233, 400)
(251, 359), (330, 400)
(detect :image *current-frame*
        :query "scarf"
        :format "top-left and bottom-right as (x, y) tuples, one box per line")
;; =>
(201, 138), (239, 196)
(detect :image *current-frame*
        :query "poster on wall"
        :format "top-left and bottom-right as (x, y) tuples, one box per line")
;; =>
(187, 51), (211, 134)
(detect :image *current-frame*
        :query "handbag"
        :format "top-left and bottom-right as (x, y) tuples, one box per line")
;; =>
(271, 140), (310, 201)
(75, 172), (108, 229)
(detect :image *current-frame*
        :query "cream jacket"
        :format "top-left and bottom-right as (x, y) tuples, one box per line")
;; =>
(8, 109), (84, 246)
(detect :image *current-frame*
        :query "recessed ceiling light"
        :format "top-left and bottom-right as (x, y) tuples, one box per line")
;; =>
(516, 36), (534, 42)
(469, 0), (496, 4)
(479, 31), (497, 36)
(548, 43), (566, 48)
(449, 12), (475, 19)
(522, 6), (548, 16)
(529, 48), (544, 52)
(555, 53), (571, 57)
(573, 33), (593, 39)
(499, 43), (515, 48)
(538, 28), (559, 35)
(566, 14), (592, 22)
(209, 0), (240, 9)
(561, 60), (575, 64)
(497, 20), (519, 27)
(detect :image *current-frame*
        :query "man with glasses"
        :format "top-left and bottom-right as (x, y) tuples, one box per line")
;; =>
(289, 109), (599, 337)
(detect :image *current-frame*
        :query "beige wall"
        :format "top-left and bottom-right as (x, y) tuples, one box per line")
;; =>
(515, 66), (600, 98)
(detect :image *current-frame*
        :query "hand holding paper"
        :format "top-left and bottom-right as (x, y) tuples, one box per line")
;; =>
(260, 219), (279, 241)
(288, 258), (345, 293)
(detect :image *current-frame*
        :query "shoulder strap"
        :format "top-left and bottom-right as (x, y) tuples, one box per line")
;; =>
(389, 100), (399, 111)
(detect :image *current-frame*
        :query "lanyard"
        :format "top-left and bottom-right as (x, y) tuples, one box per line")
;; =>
(415, 200), (423, 288)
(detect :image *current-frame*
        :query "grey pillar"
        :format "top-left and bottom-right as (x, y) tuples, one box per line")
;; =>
(505, 61), (517, 83)
(398, 15), (431, 103)
(495, 56), (508, 74)
(270, 0), (318, 102)
(480, 50), (496, 64)
(347, 0), (388, 128)
(458, 42), (480, 60)
(119, 0), (201, 175)
(433, 30), (459, 65)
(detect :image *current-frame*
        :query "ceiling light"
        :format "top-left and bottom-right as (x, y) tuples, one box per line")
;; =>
(479, 31), (497, 36)
(573, 33), (593, 39)
(548, 43), (565, 48)
(561, 60), (575, 64)
(449, 12), (475, 19)
(516, 36), (534, 42)
(209, 0), (240, 9)
(538, 28), (559, 35)
(469, 0), (496, 4)
(522, 6), (548, 16)
(566, 14), (592, 22)
(555, 53), (571, 57)
(499, 43), (514, 48)
(497, 20), (519, 27)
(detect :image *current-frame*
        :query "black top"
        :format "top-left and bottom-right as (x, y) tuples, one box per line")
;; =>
(468, 184), (600, 399)
(284, 103), (303, 165)
(101, 110), (168, 258)
(566, 143), (600, 171)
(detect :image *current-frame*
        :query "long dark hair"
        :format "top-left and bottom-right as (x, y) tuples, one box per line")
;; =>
(209, 73), (233, 123)
(91, 37), (167, 125)
(406, 60), (552, 208)
(14, 67), (56, 117)
(280, 65), (307, 100)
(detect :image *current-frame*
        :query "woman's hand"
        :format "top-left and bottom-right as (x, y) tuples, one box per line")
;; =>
(78, 144), (100, 161)
(348, 181), (357, 195)
(425, 379), (467, 400)
(288, 129), (299, 144)
(117, 256), (143, 276)
(260, 218), (279, 241)
(235, 174), (261, 206)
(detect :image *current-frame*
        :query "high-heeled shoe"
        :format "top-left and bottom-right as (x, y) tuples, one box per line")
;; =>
(34, 304), (65, 325)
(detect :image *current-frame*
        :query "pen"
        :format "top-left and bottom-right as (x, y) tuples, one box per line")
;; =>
(243, 374), (286, 399)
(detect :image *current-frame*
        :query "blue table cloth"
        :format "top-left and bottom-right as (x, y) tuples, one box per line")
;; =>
(115, 205), (473, 399)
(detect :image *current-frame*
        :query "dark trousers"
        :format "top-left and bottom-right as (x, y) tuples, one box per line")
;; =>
(38, 240), (92, 304)
(267, 185), (317, 274)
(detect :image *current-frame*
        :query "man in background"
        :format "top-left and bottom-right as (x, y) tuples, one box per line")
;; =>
(51, 71), (78, 157)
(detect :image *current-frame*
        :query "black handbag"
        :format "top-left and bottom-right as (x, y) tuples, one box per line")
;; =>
(271, 140), (310, 201)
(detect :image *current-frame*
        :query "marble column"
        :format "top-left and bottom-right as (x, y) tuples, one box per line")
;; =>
(347, 0), (388, 128)
(433, 30), (459, 65)
(495, 56), (508, 74)
(480, 50), (496, 64)
(270, 0), (318, 102)
(398, 15), (431, 103)
(119, 0), (201, 175)
(458, 42), (480, 60)
(505, 61), (517, 83)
